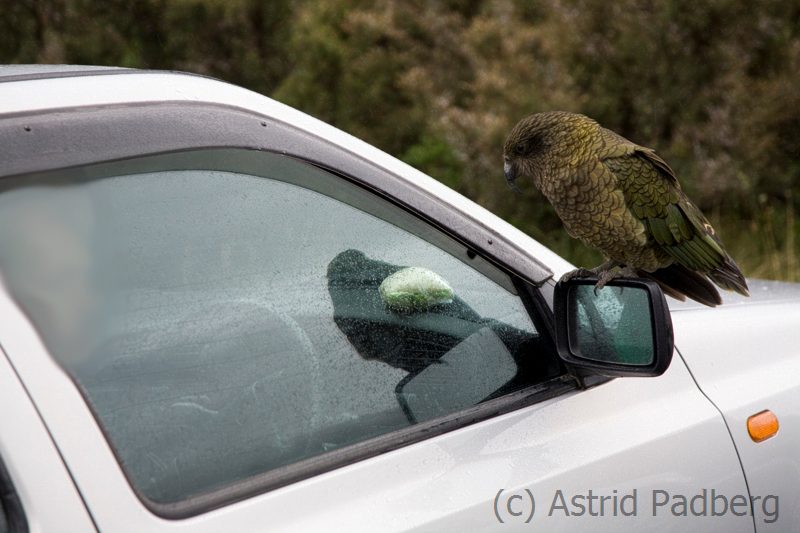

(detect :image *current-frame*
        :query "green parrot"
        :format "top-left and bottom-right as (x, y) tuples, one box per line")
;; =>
(502, 111), (749, 307)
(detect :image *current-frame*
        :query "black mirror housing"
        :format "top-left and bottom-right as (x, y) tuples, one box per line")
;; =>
(553, 277), (674, 377)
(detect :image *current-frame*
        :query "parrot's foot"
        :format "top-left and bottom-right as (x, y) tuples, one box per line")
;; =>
(560, 267), (597, 283)
(560, 260), (620, 284)
(560, 261), (638, 295)
(593, 266), (638, 293)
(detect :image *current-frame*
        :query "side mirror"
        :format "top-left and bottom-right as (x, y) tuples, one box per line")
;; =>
(553, 277), (674, 377)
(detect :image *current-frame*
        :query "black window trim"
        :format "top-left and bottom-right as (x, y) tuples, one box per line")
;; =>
(0, 99), (580, 518)
(0, 454), (27, 533)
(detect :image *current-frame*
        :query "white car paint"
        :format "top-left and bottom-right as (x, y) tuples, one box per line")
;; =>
(0, 347), (96, 532)
(672, 295), (800, 530)
(0, 67), (797, 532)
(0, 283), (754, 532)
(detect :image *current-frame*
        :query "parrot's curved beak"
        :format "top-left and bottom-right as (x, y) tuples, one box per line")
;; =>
(504, 160), (521, 193)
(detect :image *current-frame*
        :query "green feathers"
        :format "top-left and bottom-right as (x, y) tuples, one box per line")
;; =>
(503, 111), (750, 305)
(642, 204), (720, 271)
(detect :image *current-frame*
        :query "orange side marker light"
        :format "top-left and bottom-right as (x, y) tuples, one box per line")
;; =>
(747, 410), (779, 443)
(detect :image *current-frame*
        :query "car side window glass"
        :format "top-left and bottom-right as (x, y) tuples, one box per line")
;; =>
(0, 150), (561, 505)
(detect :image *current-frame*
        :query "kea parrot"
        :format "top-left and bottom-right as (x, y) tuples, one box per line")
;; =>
(502, 111), (749, 307)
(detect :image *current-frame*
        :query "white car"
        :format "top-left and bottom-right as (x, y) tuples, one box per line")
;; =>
(0, 65), (798, 532)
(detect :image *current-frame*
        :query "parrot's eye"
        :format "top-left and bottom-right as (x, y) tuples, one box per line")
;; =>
(514, 142), (527, 155)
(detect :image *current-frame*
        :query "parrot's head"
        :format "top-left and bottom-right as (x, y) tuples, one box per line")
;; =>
(503, 111), (597, 192)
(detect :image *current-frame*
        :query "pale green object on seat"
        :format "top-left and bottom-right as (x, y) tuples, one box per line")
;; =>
(379, 266), (454, 312)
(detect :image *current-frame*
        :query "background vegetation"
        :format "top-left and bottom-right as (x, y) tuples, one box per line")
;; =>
(4, 0), (799, 280)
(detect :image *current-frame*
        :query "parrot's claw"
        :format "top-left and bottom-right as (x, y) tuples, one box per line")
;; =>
(561, 260), (620, 284)
(593, 266), (638, 295)
(560, 262), (637, 295)
(593, 270), (619, 295)
(560, 268), (596, 283)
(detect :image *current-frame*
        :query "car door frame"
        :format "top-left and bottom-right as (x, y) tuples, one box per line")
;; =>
(0, 91), (755, 532)
(0, 346), (97, 532)
(0, 97), (580, 514)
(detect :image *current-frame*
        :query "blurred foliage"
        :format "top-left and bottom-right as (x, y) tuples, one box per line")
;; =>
(2, 0), (799, 280)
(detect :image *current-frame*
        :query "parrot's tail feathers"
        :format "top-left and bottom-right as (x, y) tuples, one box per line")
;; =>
(708, 257), (750, 297)
(647, 278), (686, 303)
(641, 264), (722, 307)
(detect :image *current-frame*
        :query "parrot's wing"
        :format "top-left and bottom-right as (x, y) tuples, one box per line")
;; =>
(601, 146), (749, 297)
(598, 126), (680, 186)
(672, 198), (750, 295)
(634, 148), (680, 187)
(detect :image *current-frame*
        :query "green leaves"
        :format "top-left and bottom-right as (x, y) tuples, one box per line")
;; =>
(2, 0), (797, 279)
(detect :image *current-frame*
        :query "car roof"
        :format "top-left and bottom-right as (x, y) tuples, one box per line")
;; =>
(0, 64), (132, 81)
(0, 65), (572, 283)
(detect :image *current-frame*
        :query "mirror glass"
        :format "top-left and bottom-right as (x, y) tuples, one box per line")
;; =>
(568, 284), (655, 366)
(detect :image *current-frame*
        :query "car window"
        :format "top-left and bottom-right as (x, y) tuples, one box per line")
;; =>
(0, 149), (561, 505)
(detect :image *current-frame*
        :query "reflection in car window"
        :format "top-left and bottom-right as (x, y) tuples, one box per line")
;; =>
(0, 151), (560, 504)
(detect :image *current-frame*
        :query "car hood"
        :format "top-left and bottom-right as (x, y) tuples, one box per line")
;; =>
(668, 278), (800, 311)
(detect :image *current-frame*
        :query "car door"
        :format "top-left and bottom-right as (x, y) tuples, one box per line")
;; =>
(0, 96), (754, 532)
(671, 306), (800, 531)
(0, 348), (96, 532)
